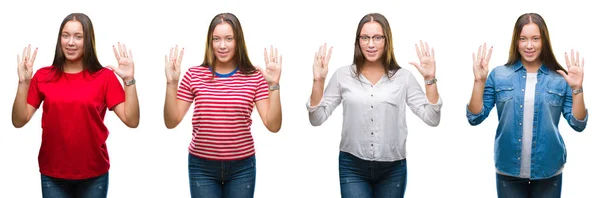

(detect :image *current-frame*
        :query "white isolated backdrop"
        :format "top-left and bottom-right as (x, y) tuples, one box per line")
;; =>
(0, 0), (598, 197)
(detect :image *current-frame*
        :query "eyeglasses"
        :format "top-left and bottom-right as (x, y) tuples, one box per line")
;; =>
(358, 35), (385, 44)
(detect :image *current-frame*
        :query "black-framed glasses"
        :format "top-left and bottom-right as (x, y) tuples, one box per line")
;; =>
(358, 35), (385, 44)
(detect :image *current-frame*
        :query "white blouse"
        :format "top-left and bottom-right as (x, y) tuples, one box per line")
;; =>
(307, 65), (442, 161)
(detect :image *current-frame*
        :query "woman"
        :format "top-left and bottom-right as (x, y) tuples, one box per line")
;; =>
(11, 13), (140, 198)
(307, 13), (442, 198)
(466, 13), (588, 198)
(163, 13), (283, 198)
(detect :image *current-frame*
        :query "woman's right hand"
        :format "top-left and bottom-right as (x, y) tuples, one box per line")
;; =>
(313, 43), (332, 81)
(472, 43), (493, 82)
(165, 45), (184, 84)
(17, 44), (38, 83)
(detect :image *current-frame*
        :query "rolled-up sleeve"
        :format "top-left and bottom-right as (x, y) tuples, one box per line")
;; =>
(405, 72), (442, 127)
(307, 69), (343, 126)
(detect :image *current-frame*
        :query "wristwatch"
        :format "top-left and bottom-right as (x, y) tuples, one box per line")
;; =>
(124, 78), (136, 86)
(268, 84), (280, 91)
(572, 87), (583, 95)
(425, 77), (437, 85)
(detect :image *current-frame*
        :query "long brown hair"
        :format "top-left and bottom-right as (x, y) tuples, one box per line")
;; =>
(505, 13), (566, 74)
(51, 13), (103, 79)
(352, 13), (401, 79)
(201, 13), (256, 78)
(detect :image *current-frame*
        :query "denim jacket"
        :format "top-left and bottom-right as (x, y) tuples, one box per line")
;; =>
(466, 60), (588, 179)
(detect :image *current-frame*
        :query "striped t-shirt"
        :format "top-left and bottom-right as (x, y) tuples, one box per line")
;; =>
(177, 65), (269, 160)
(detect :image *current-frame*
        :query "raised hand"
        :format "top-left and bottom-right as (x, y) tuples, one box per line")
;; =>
(557, 49), (584, 89)
(313, 43), (332, 81)
(165, 45), (184, 83)
(256, 45), (282, 85)
(409, 40), (436, 80)
(17, 44), (38, 83)
(472, 43), (493, 82)
(107, 42), (135, 81)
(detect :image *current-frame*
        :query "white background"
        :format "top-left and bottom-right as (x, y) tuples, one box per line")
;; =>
(1, 0), (598, 197)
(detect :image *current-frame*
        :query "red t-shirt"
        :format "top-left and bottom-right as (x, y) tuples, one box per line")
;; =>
(27, 66), (125, 179)
(177, 66), (269, 160)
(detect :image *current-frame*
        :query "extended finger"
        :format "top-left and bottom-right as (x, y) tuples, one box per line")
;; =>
(122, 44), (128, 58)
(174, 45), (179, 61)
(113, 45), (120, 61)
(325, 46), (333, 64)
(30, 47), (38, 66)
(270, 45), (274, 61)
(485, 46), (493, 63)
(264, 48), (269, 64)
(482, 43), (487, 61)
(564, 52), (571, 67)
(425, 42), (430, 56)
(414, 44), (422, 59)
(571, 49), (575, 66)
(118, 42), (125, 57)
(21, 47), (27, 63)
(419, 40), (426, 57)
(178, 48), (184, 66)
(576, 51), (580, 67)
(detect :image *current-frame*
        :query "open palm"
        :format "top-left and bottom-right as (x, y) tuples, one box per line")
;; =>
(107, 42), (135, 81)
(256, 45), (282, 85)
(313, 43), (332, 81)
(17, 44), (38, 82)
(409, 40), (436, 80)
(472, 43), (493, 82)
(557, 49), (584, 89)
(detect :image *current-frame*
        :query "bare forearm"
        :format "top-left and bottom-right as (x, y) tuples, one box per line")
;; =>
(266, 89), (282, 132)
(468, 80), (486, 114)
(424, 83), (439, 104)
(12, 82), (30, 127)
(310, 80), (325, 107)
(164, 82), (180, 128)
(123, 84), (140, 127)
(572, 92), (586, 120)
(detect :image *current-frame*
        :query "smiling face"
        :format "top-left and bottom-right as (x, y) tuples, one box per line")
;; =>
(211, 23), (236, 65)
(60, 20), (85, 62)
(518, 23), (542, 66)
(358, 21), (385, 63)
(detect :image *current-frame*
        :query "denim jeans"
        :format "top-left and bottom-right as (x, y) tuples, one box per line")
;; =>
(339, 151), (407, 198)
(188, 153), (256, 198)
(496, 173), (562, 198)
(40, 172), (109, 198)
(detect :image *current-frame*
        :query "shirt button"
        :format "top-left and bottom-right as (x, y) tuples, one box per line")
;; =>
(522, 89), (525, 92)
(371, 105), (373, 108)
(519, 139), (521, 142)
(371, 132), (373, 135)
(371, 118), (373, 121)
(371, 85), (373, 88)
(371, 144), (373, 146)
(520, 105), (523, 108)
(518, 157), (521, 160)
(523, 76), (526, 78)
(371, 94), (373, 97)
(519, 123), (522, 126)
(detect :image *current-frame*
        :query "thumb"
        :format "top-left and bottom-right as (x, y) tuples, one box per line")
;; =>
(408, 61), (421, 70)
(106, 65), (118, 72)
(556, 70), (567, 79)
(254, 65), (265, 73)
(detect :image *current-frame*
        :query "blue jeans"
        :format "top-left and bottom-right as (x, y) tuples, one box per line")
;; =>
(40, 172), (109, 198)
(339, 151), (407, 198)
(188, 153), (256, 198)
(496, 173), (562, 198)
